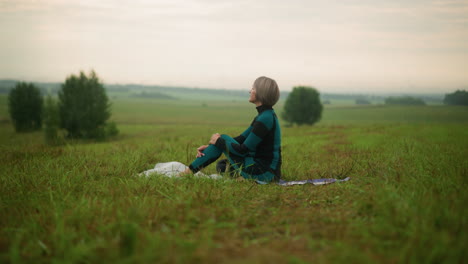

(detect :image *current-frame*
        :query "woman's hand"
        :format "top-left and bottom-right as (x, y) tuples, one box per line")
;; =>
(209, 133), (221, 145)
(196, 145), (209, 158)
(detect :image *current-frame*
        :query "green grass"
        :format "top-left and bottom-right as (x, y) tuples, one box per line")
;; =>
(322, 105), (468, 124)
(1, 95), (467, 263)
(111, 98), (257, 126)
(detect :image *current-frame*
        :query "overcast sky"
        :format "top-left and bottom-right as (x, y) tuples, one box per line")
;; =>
(0, 0), (467, 93)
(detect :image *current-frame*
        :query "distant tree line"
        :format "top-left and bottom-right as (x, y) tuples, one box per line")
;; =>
(131, 91), (177, 100)
(0, 80), (61, 95)
(444, 90), (468, 106)
(2, 79), (452, 105)
(384, 96), (426, 105)
(355, 98), (371, 105)
(7, 70), (118, 142)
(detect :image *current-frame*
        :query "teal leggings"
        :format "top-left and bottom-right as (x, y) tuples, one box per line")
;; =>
(189, 135), (275, 182)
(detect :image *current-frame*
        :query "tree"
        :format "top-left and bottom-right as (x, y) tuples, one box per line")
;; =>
(58, 70), (112, 139)
(444, 90), (468, 106)
(282, 86), (323, 125)
(8, 82), (43, 132)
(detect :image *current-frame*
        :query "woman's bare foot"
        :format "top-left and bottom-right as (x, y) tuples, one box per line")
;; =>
(178, 168), (192, 177)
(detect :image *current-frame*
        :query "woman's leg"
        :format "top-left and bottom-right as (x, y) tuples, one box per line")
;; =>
(188, 144), (223, 173)
(187, 135), (257, 177)
(216, 135), (246, 176)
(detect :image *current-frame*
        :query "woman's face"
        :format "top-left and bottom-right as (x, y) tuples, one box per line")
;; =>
(249, 86), (257, 104)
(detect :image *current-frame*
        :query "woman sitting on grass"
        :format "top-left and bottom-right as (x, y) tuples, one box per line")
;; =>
(181, 76), (282, 183)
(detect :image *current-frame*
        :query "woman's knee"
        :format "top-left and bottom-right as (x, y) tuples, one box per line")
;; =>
(202, 144), (223, 157)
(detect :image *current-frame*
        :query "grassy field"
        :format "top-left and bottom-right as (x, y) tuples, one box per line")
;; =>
(1, 94), (467, 263)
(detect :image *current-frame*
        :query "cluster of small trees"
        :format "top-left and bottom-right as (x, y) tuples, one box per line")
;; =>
(444, 90), (468, 106)
(8, 70), (118, 143)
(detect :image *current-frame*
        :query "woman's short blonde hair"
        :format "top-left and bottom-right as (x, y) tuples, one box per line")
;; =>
(253, 76), (280, 106)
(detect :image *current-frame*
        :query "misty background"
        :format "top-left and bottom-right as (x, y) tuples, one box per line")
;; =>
(1, 0), (467, 93)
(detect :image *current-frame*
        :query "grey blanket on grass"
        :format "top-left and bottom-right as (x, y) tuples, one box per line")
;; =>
(140, 162), (350, 186)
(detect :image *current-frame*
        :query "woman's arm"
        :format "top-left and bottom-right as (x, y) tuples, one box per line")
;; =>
(196, 145), (209, 157)
(233, 125), (253, 144)
(196, 132), (221, 157)
(215, 114), (274, 157)
(209, 133), (220, 144)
